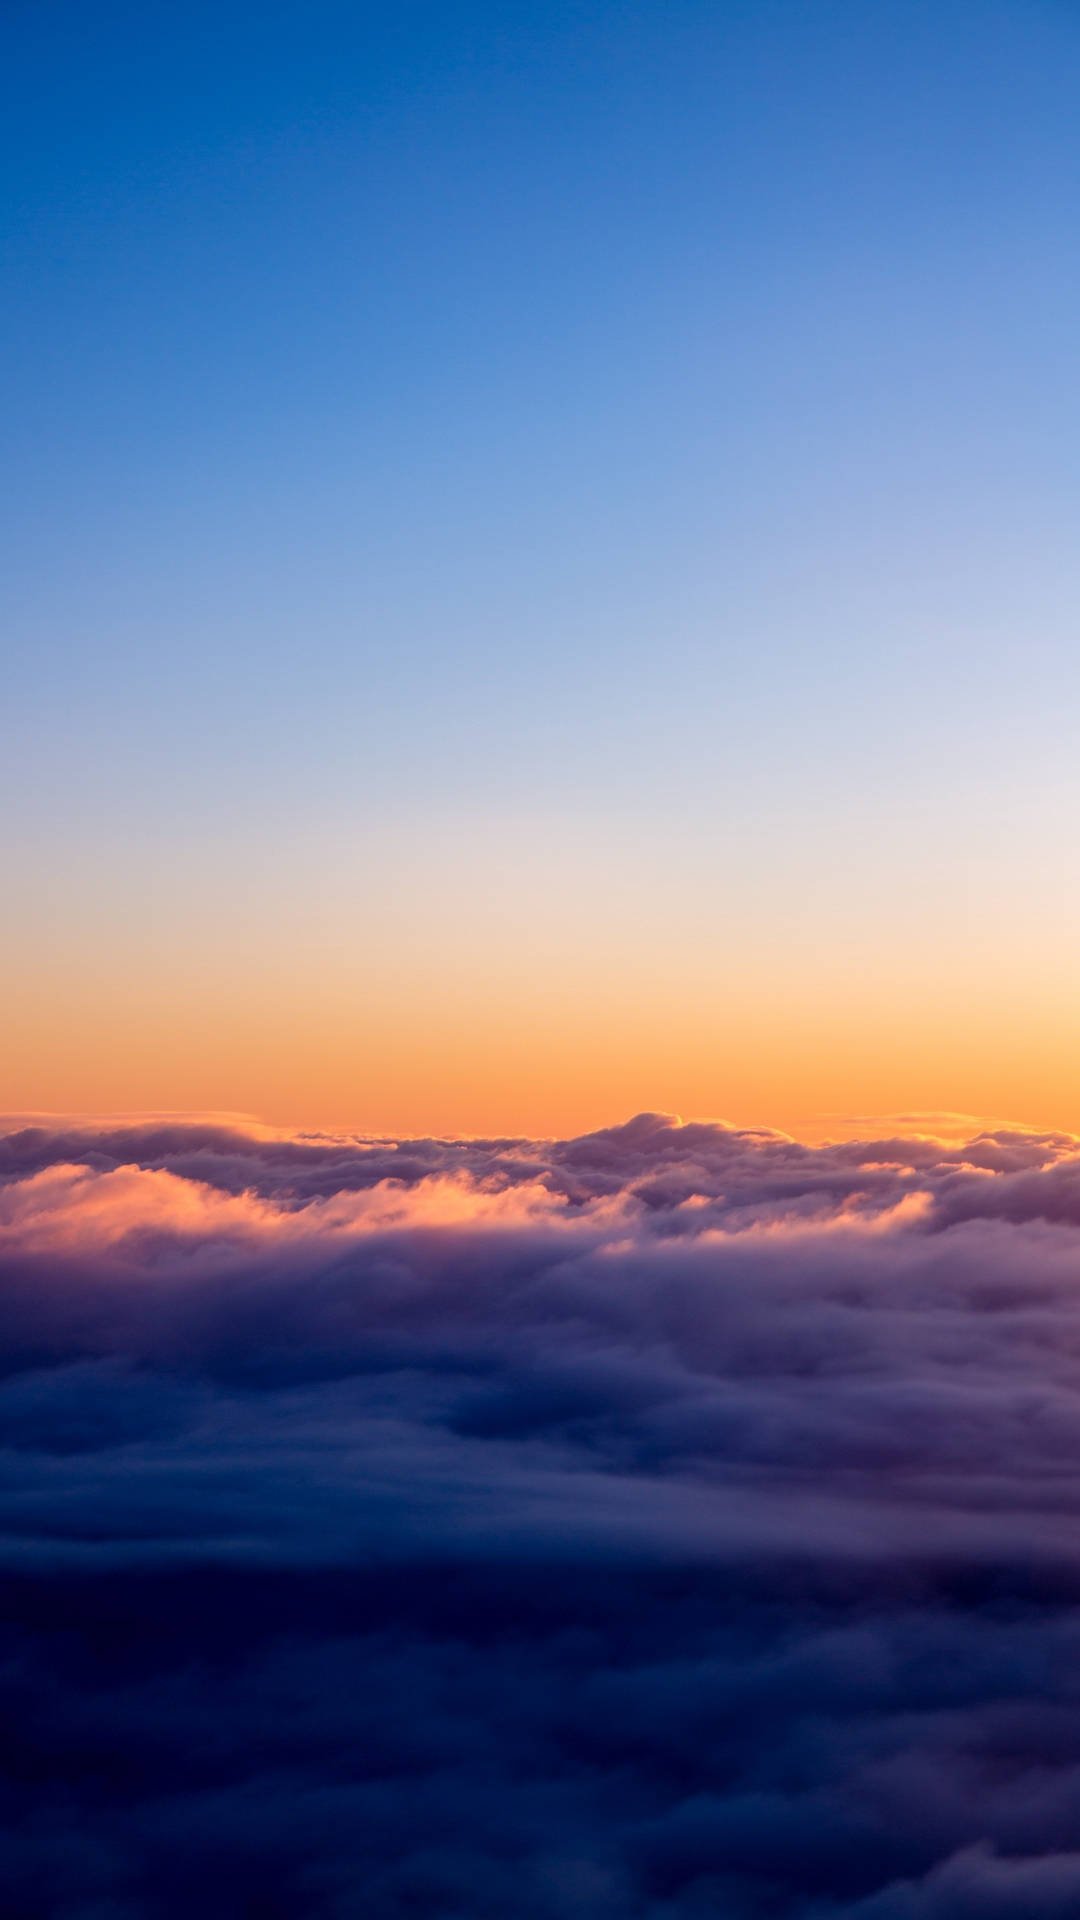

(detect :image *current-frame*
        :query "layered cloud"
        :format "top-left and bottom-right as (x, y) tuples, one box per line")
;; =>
(5, 1112), (1080, 1915)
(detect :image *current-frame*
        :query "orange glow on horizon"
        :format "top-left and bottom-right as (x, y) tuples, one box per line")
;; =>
(4, 961), (1079, 1145)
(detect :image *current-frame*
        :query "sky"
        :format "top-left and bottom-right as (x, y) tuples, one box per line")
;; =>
(8, 17), (1080, 1896)
(4, 0), (1080, 1135)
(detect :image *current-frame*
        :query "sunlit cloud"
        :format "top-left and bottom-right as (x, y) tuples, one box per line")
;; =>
(8, 1111), (1080, 1913)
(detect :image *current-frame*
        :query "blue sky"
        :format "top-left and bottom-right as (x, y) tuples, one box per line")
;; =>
(4, 0), (1080, 1129)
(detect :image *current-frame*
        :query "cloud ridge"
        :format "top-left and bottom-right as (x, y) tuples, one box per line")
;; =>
(5, 1113), (1080, 1915)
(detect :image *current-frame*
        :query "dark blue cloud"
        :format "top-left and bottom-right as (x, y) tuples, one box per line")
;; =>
(4, 1115), (1080, 1915)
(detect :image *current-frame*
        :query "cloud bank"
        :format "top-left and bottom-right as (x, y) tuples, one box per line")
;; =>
(5, 1112), (1080, 1915)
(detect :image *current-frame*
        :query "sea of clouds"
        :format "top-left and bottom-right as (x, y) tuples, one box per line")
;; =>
(5, 1110), (1080, 1917)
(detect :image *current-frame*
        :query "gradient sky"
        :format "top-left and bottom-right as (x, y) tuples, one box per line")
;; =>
(4, 0), (1080, 1136)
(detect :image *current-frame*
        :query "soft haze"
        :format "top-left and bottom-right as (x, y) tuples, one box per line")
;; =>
(4, 0), (1080, 1134)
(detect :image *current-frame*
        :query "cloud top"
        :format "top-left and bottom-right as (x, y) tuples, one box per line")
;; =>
(5, 1113), (1080, 1915)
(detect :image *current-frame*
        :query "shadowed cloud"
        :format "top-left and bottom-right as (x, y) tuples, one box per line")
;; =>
(4, 1113), (1080, 1915)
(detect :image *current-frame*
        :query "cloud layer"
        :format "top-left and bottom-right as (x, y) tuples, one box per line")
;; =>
(5, 1112), (1080, 1916)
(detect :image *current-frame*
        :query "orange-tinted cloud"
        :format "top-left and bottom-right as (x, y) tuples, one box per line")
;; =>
(7, 1111), (1080, 1913)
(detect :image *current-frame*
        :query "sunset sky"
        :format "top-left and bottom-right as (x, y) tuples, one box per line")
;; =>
(11, 11), (1080, 1914)
(5, 0), (1080, 1135)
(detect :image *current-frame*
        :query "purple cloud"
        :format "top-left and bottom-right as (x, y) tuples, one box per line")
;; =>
(4, 1113), (1080, 1915)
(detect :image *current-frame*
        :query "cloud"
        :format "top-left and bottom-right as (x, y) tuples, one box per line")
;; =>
(4, 1113), (1080, 1914)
